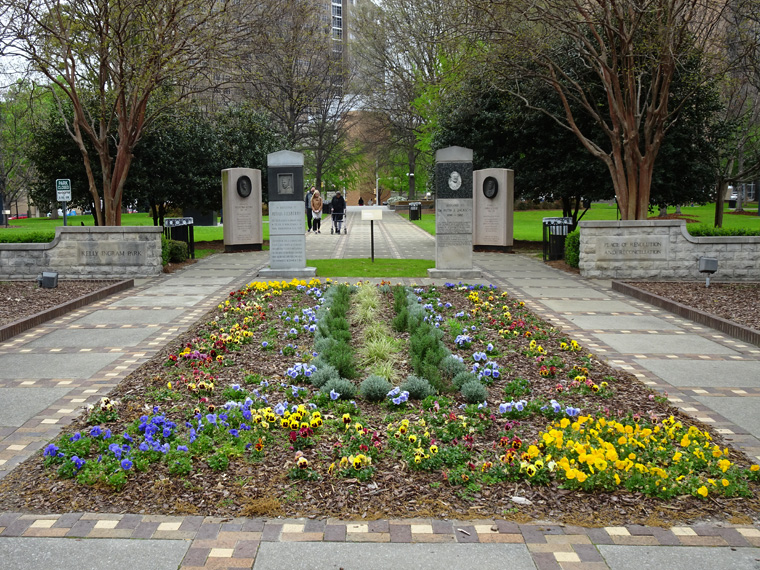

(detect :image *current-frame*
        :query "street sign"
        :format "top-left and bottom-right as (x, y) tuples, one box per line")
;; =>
(56, 179), (72, 202)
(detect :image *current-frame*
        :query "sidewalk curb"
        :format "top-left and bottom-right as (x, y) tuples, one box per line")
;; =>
(612, 280), (760, 347)
(0, 279), (134, 343)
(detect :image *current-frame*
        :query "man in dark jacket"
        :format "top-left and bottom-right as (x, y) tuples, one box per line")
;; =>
(331, 191), (346, 233)
(305, 187), (314, 233)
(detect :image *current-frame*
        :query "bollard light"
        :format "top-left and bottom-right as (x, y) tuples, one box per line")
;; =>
(698, 257), (718, 288)
(37, 271), (59, 288)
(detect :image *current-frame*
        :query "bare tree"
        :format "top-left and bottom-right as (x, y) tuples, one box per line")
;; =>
(3, 0), (259, 225)
(240, 0), (338, 148)
(711, 0), (760, 225)
(470, 0), (732, 220)
(352, 0), (475, 199)
(305, 81), (361, 190)
(711, 77), (760, 226)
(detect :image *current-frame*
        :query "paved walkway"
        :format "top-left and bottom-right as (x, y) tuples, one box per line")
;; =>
(1, 207), (759, 569)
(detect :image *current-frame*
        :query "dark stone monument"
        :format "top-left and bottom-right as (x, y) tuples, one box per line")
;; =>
(428, 146), (481, 279)
(258, 151), (316, 279)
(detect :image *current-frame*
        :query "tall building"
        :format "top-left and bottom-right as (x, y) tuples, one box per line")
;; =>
(331, 1), (355, 47)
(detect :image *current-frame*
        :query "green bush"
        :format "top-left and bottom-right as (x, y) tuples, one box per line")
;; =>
(392, 285), (407, 313)
(165, 239), (188, 263)
(439, 355), (467, 382)
(687, 225), (760, 237)
(310, 364), (340, 389)
(359, 375), (393, 402)
(0, 231), (56, 243)
(564, 229), (580, 268)
(321, 378), (357, 400)
(314, 337), (339, 354)
(324, 341), (357, 379)
(160, 235), (171, 266)
(392, 307), (409, 332)
(401, 375), (436, 400)
(453, 371), (478, 390)
(461, 380), (488, 404)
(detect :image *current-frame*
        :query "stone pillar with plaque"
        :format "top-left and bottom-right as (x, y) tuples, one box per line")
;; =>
(221, 168), (263, 252)
(428, 146), (481, 279)
(258, 151), (316, 279)
(473, 169), (514, 251)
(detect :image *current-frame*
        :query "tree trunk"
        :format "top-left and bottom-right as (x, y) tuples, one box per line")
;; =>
(736, 148), (745, 212)
(714, 179), (727, 227)
(315, 160), (323, 193)
(407, 149), (416, 200)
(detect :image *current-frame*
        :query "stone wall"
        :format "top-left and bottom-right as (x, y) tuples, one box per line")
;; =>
(0, 226), (163, 280)
(579, 220), (760, 280)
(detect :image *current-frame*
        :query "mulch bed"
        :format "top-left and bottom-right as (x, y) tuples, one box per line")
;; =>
(0, 281), (121, 328)
(624, 282), (760, 333)
(1, 282), (758, 526)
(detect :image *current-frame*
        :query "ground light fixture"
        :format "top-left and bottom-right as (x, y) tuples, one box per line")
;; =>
(698, 257), (718, 287)
(37, 271), (59, 288)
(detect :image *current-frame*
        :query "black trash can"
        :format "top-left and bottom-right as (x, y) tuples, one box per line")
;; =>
(542, 217), (573, 261)
(409, 202), (421, 221)
(163, 217), (195, 259)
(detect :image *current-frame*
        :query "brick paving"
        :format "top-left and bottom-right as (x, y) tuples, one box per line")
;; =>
(1, 512), (758, 569)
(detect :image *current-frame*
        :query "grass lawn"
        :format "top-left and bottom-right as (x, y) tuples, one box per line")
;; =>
(0, 213), (262, 242)
(6, 204), (758, 245)
(309, 258), (435, 278)
(401, 203), (760, 241)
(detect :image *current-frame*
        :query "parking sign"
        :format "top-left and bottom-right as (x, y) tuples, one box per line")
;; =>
(56, 179), (72, 201)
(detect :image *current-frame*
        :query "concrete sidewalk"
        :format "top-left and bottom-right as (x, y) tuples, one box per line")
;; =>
(0, 207), (758, 569)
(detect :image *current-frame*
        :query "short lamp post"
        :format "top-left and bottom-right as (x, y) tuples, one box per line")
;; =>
(37, 271), (59, 288)
(698, 257), (718, 288)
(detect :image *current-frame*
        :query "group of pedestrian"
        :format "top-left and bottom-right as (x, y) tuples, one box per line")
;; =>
(304, 186), (346, 234)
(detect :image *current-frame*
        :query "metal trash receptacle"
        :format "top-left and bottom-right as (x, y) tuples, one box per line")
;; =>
(542, 217), (573, 261)
(163, 217), (195, 259)
(409, 202), (421, 220)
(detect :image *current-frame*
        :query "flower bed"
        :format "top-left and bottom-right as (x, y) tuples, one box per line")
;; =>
(3, 279), (760, 524)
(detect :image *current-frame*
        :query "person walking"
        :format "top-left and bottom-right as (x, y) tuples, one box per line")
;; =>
(311, 189), (323, 233)
(331, 190), (346, 234)
(305, 186), (314, 233)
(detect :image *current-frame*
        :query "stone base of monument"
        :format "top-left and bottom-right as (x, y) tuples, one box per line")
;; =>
(224, 244), (263, 253)
(473, 245), (512, 253)
(427, 268), (482, 280)
(258, 267), (317, 280)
